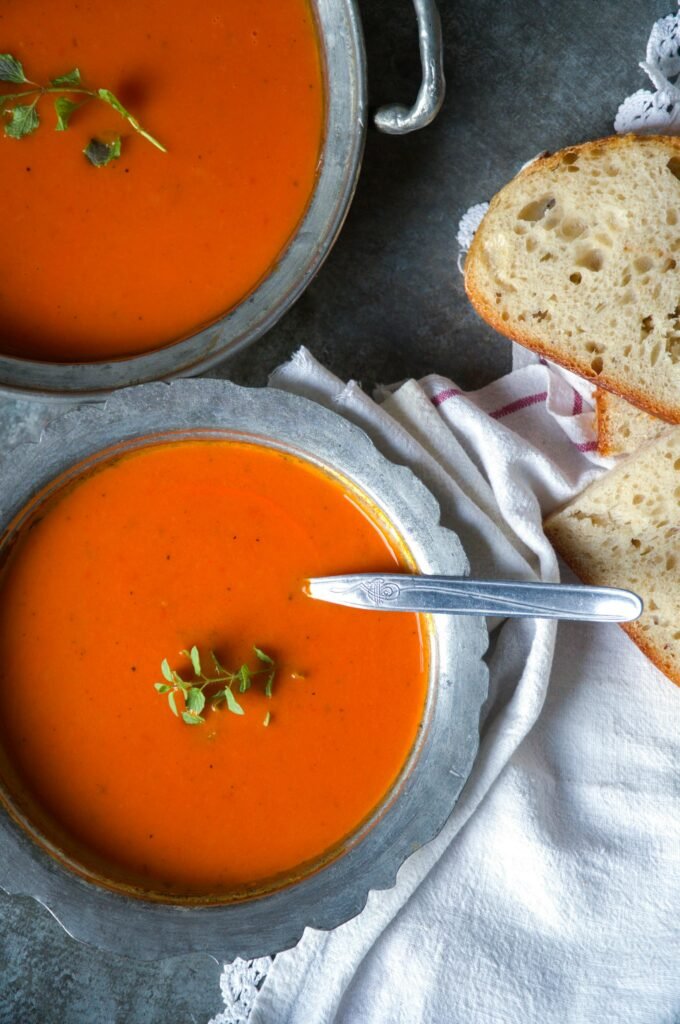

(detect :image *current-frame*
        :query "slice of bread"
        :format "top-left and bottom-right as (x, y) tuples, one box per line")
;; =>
(465, 135), (680, 422)
(596, 389), (670, 456)
(544, 428), (680, 685)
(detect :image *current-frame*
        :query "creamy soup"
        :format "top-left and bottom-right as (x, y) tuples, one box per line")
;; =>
(0, 440), (428, 897)
(0, 0), (323, 361)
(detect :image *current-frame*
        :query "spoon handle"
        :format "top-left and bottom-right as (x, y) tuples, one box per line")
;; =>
(306, 575), (643, 622)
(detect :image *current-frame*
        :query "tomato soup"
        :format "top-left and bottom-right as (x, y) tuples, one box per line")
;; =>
(0, 440), (428, 897)
(0, 0), (323, 361)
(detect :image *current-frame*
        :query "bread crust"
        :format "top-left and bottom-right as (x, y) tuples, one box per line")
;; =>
(595, 389), (615, 457)
(465, 134), (680, 423)
(595, 388), (671, 456)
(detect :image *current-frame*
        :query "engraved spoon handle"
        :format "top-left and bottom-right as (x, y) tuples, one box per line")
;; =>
(306, 575), (643, 622)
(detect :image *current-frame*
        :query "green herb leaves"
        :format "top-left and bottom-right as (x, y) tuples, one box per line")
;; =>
(160, 658), (174, 683)
(0, 54), (28, 84)
(96, 88), (165, 152)
(4, 101), (39, 139)
(54, 97), (80, 131)
(253, 646), (274, 666)
(83, 136), (121, 167)
(223, 688), (245, 717)
(186, 687), (206, 716)
(51, 68), (81, 87)
(0, 54), (166, 164)
(187, 645), (202, 676)
(155, 645), (277, 727)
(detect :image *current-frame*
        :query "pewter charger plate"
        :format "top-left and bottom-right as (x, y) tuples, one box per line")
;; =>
(0, 380), (488, 961)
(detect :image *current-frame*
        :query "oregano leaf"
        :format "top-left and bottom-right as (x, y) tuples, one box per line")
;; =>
(5, 101), (39, 139)
(51, 68), (81, 87)
(224, 688), (245, 716)
(54, 96), (80, 131)
(189, 645), (201, 676)
(95, 86), (165, 152)
(97, 86), (128, 119)
(238, 665), (251, 693)
(83, 136), (121, 167)
(182, 710), (204, 726)
(186, 688), (206, 715)
(253, 646), (274, 666)
(0, 54), (28, 84)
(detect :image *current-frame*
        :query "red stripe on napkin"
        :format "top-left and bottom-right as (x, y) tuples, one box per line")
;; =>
(490, 392), (548, 419)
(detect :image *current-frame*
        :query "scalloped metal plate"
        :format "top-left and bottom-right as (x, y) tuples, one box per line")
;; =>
(0, 380), (488, 960)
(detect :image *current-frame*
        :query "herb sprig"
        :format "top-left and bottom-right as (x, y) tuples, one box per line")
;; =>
(155, 645), (276, 727)
(0, 54), (166, 166)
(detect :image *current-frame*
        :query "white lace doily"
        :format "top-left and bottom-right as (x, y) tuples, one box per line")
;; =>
(456, 202), (489, 253)
(209, 957), (272, 1024)
(455, 202), (489, 270)
(212, 6), (680, 1022)
(616, 4), (680, 133)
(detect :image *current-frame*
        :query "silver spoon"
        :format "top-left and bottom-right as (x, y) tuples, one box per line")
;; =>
(306, 575), (642, 622)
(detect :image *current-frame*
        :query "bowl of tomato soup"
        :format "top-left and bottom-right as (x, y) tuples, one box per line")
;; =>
(0, 380), (487, 959)
(0, 0), (444, 399)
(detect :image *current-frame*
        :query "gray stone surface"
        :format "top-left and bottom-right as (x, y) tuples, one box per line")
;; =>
(0, 1), (670, 1021)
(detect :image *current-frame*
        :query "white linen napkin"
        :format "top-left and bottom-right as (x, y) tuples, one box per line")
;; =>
(209, 348), (680, 1024)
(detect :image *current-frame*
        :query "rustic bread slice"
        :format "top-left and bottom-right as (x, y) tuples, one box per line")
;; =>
(544, 428), (680, 685)
(465, 135), (680, 422)
(596, 389), (670, 456)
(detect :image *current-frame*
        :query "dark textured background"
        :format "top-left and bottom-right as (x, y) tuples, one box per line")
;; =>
(0, 2), (671, 1021)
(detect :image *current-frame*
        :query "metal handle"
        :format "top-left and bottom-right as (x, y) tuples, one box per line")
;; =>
(307, 575), (644, 623)
(374, 0), (446, 134)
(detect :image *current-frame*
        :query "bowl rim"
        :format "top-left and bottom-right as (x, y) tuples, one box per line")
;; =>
(0, 380), (489, 960)
(0, 0), (367, 400)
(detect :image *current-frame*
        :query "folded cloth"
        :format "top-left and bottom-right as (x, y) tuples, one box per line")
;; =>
(211, 348), (680, 1024)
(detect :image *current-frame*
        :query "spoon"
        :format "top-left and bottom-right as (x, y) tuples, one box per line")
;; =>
(306, 575), (642, 622)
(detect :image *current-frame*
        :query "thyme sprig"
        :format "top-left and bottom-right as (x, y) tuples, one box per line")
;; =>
(0, 54), (166, 165)
(155, 645), (276, 727)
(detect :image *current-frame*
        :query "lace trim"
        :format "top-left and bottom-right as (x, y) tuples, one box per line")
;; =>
(208, 957), (273, 1024)
(456, 202), (489, 254)
(615, 5), (680, 133)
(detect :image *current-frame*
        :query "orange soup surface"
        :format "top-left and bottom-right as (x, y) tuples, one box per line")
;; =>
(0, 441), (428, 897)
(0, 0), (323, 361)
